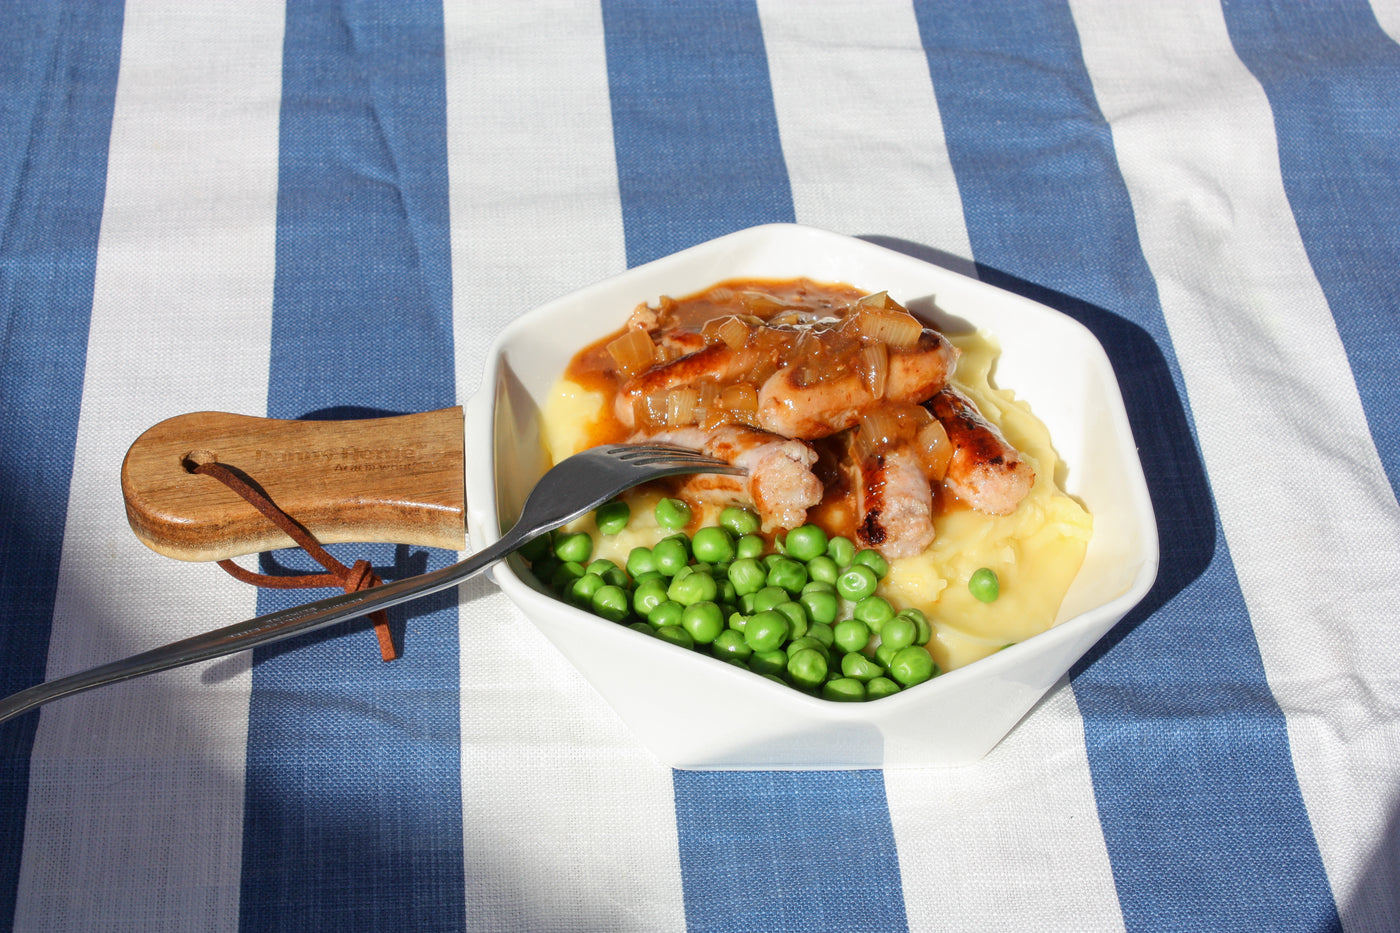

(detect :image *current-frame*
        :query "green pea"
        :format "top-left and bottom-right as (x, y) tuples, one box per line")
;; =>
(969, 567), (1000, 603)
(586, 559), (627, 588)
(836, 564), (879, 601)
(553, 531), (593, 564)
(899, 608), (932, 643)
(591, 584), (630, 623)
(800, 589), (839, 626)
(735, 533), (766, 560)
(647, 599), (683, 629)
(880, 614), (917, 651)
(866, 676), (901, 700)
(681, 601), (725, 644)
(743, 609), (790, 653)
(738, 592), (758, 614)
(853, 595), (894, 629)
(822, 677), (866, 702)
(888, 645), (939, 686)
(727, 557), (768, 596)
(752, 585), (789, 613)
(652, 535), (690, 576)
(826, 535), (856, 568)
(715, 578), (737, 606)
(765, 556), (808, 595)
(786, 636), (828, 659)
(806, 621), (835, 650)
(594, 499), (630, 535)
(691, 525), (736, 564)
(787, 647), (829, 690)
(711, 628), (752, 660)
(549, 560), (586, 592)
(720, 506), (761, 536)
(519, 533), (552, 562)
(750, 649), (789, 677)
(727, 611), (748, 632)
(583, 557), (615, 578)
(851, 548), (889, 579)
(874, 642), (899, 669)
(833, 618), (872, 654)
(805, 554), (839, 585)
(654, 497), (693, 530)
(627, 621), (653, 636)
(632, 570), (665, 586)
(529, 555), (560, 585)
(569, 573), (604, 607)
(841, 651), (883, 682)
(633, 579), (669, 616)
(668, 570), (718, 607)
(626, 546), (658, 578)
(784, 524), (829, 562)
(772, 600), (808, 639)
(654, 625), (694, 649)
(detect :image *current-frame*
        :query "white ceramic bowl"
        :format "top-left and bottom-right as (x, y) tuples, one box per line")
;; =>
(463, 224), (1157, 770)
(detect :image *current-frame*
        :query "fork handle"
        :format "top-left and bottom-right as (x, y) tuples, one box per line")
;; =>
(122, 408), (467, 562)
(0, 528), (527, 725)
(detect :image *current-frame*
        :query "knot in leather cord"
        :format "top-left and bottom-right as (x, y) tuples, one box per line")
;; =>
(343, 559), (378, 595)
(192, 460), (398, 661)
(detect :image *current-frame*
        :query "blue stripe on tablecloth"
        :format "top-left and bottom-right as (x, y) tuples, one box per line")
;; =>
(1222, 0), (1400, 500)
(0, 0), (123, 924)
(238, 2), (464, 930)
(601, 0), (795, 268)
(910, 2), (1339, 931)
(601, 4), (909, 932)
(672, 771), (907, 933)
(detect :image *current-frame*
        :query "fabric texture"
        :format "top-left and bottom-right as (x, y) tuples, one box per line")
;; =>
(1, 1), (1397, 931)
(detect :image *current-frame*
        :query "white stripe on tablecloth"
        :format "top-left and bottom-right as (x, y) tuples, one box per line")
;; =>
(15, 2), (282, 929)
(445, 0), (628, 404)
(1372, 1), (1400, 43)
(886, 687), (1125, 932)
(757, 0), (975, 276)
(443, 5), (687, 931)
(760, 5), (1124, 929)
(1072, 1), (1400, 927)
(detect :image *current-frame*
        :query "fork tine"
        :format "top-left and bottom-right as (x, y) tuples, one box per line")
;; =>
(611, 443), (724, 464)
(603, 443), (744, 475)
(622, 443), (717, 457)
(610, 442), (693, 455)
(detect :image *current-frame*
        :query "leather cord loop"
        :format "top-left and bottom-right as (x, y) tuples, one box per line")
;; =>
(193, 460), (398, 661)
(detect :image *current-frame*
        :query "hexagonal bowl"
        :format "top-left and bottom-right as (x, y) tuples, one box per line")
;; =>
(463, 224), (1157, 770)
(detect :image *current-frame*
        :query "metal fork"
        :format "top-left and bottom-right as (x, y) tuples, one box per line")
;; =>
(0, 443), (741, 724)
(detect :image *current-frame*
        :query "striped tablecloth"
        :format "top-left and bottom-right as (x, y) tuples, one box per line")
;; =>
(2, 2), (1397, 930)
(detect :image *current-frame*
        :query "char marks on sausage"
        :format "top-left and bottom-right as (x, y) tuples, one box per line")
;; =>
(927, 387), (1035, 515)
(849, 441), (938, 559)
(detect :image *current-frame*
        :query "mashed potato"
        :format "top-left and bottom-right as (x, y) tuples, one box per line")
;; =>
(881, 332), (1091, 670)
(540, 326), (1091, 674)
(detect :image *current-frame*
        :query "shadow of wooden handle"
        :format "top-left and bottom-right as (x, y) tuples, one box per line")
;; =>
(120, 407), (466, 561)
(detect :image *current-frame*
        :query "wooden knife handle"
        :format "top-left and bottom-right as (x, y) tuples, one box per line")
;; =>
(121, 407), (466, 562)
